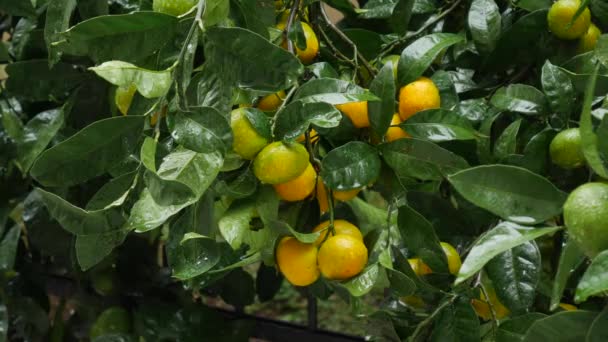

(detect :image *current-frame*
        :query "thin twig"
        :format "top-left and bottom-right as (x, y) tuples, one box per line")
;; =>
(316, 23), (356, 66)
(284, 0), (302, 55)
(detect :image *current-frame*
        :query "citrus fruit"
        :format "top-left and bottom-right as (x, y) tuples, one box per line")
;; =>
(257, 90), (286, 111)
(276, 237), (320, 286)
(316, 176), (362, 213)
(273, 163), (316, 201)
(312, 219), (363, 246)
(333, 188), (361, 201)
(440, 242), (462, 275)
(559, 303), (578, 311)
(115, 84), (136, 116)
(253, 141), (309, 184)
(398, 77), (440, 121)
(296, 129), (318, 143)
(152, 0), (196, 16)
(386, 114), (409, 142)
(549, 128), (585, 169)
(408, 258), (432, 276)
(317, 235), (368, 280)
(563, 182), (608, 257)
(547, 0), (591, 40)
(89, 307), (131, 339)
(578, 23), (601, 53)
(277, 21), (319, 64)
(400, 295), (426, 309)
(472, 286), (510, 320)
(335, 101), (370, 128)
(380, 54), (399, 79)
(231, 108), (270, 160)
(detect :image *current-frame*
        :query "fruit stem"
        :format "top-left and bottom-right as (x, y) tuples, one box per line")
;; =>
(284, 0), (302, 55)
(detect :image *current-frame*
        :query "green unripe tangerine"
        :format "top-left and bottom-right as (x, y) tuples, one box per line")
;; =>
(253, 142), (309, 184)
(549, 128), (585, 169)
(547, 0), (591, 40)
(563, 183), (608, 258)
(230, 108), (270, 160)
(578, 23), (602, 53)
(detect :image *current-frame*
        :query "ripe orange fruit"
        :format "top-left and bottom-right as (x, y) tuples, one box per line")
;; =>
(253, 141), (309, 184)
(276, 237), (320, 286)
(386, 114), (409, 142)
(316, 176), (362, 214)
(472, 285), (510, 320)
(407, 242), (461, 275)
(231, 108), (270, 160)
(578, 23), (601, 53)
(408, 258), (433, 276)
(273, 163), (316, 201)
(257, 90), (286, 111)
(547, 0), (591, 40)
(276, 21), (319, 64)
(335, 101), (370, 128)
(317, 235), (368, 280)
(312, 219), (363, 246)
(398, 77), (440, 121)
(296, 129), (318, 143)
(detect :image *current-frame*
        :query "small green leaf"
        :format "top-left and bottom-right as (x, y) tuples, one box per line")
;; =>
(273, 101), (341, 141)
(307, 62), (339, 79)
(490, 84), (549, 116)
(494, 119), (522, 159)
(167, 227), (220, 280)
(168, 107), (233, 155)
(86, 170), (138, 211)
(0, 0), (36, 17)
(368, 63), (396, 137)
(448, 165), (567, 225)
(579, 63), (608, 178)
(575, 250), (608, 303)
(542, 60), (575, 120)
(523, 311), (598, 341)
(320, 141), (381, 191)
(90, 61), (172, 98)
(430, 297), (480, 342)
(385, 267), (416, 296)
(125, 188), (190, 233)
(293, 78), (379, 104)
(203, 0), (230, 27)
(44, 0), (77, 65)
(341, 264), (380, 297)
(467, 0), (501, 55)
(0, 225), (21, 271)
(398, 33), (464, 86)
(495, 313), (547, 342)
(268, 220), (320, 244)
(455, 222), (561, 285)
(359, 0), (400, 19)
(15, 106), (66, 172)
(401, 108), (477, 142)
(242, 107), (272, 141)
(550, 236), (584, 310)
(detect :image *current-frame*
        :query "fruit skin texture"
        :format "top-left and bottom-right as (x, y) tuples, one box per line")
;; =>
(547, 0), (591, 40)
(276, 237), (320, 286)
(115, 84), (136, 115)
(472, 286), (510, 320)
(440, 242), (462, 275)
(254, 141), (309, 184)
(230, 108), (270, 160)
(257, 90), (286, 111)
(273, 163), (316, 202)
(549, 128), (585, 169)
(153, 0), (197, 16)
(408, 258), (432, 276)
(276, 21), (319, 64)
(559, 303), (578, 311)
(316, 176), (362, 213)
(335, 101), (370, 128)
(89, 307), (131, 339)
(563, 182), (608, 257)
(386, 114), (409, 142)
(312, 219), (363, 246)
(318, 235), (368, 280)
(578, 23), (602, 53)
(398, 77), (440, 121)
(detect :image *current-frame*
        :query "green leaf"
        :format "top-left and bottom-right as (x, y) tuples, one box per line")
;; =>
(320, 141), (381, 191)
(359, 0), (400, 19)
(273, 101), (341, 141)
(448, 165), (567, 225)
(591, 0), (608, 27)
(0, 304), (6, 342)
(495, 313), (547, 342)
(256, 263), (283, 302)
(218, 199), (279, 251)
(523, 311), (598, 341)
(455, 222), (561, 285)
(431, 70), (459, 110)
(308, 62), (339, 79)
(575, 250), (608, 303)
(44, 0), (77, 65)
(232, 0), (274, 39)
(86, 170), (138, 211)
(204, 27), (303, 92)
(385, 267), (416, 296)
(267, 220), (320, 244)
(168, 230), (220, 280)
(57, 12), (179, 63)
(369, 63), (396, 137)
(30, 116), (144, 187)
(490, 84), (549, 116)
(430, 297), (480, 342)
(550, 236), (584, 310)
(587, 308), (608, 342)
(15, 106), (65, 172)
(203, 0), (230, 27)
(401, 108), (478, 142)
(467, 0), (501, 55)
(293, 78), (380, 104)
(380, 138), (469, 181)
(494, 119), (522, 159)
(397, 33), (464, 86)
(5, 60), (89, 102)
(90, 61), (172, 98)
(0, 225), (21, 271)
(398, 204), (448, 273)
(192, 66), (232, 114)
(516, 0), (551, 11)
(541, 60), (575, 120)
(167, 107), (233, 155)
(486, 241), (540, 312)
(76, 229), (129, 270)
(125, 188), (190, 233)
(341, 264), (380, 297)
(214, 169), (258, 200)
(579, 63), (608, 178)
(388, 0), (415, 35)
(0, 0), (36, 17)
(77, 0), (109, 19)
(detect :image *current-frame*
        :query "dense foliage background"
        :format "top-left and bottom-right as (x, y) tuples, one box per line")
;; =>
(2, 0), (608, 341)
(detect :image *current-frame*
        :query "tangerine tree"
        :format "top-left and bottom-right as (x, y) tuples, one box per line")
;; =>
(2, 0), (608, 340)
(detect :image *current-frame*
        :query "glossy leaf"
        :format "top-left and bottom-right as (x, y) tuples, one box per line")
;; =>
(0, 225), (20, 271)
(125, 188), (190, 233)
(575, 250), (608, 303)
(486, 241), (541, 311)
(0, 304), (6, 342)
(490, 84), (549, 116)
(167, 107), (233, 155)
(430, 297), (480, 342)
(516, 0), (551, 11)
(550, 236), (584, 310)
(401, 108), (478, 142)
(30, 116), (144, 187)
(168, 231), (220, 280)
(320, 141), (381, 191)
(267, 220), (320, 244)
(342, 264), (380, 297)
(523, 311), (598, 341)
(448, 165), (567, 225)
(293, 78), (379, 104)
(579, 63), (608, 178)
(15, 107), (65, 172)
(204, 27), (303, 92)
(398, 33), (464, 86)
(273, 101), (341, 141)
(496, 313), (547, 342)
(587, 308), (608, 342)
(192, 66), (232, 114)
(203, 0), (230, 27)
(360, 0), (400, 19)
(494, 119), (522, 159)
(86, 170), (138, 211)
(0, 0), (36, 17)
(44, 0), (77, 64)
(58, 12), (179, 63)
(385, 267), (416, 296)
(90, 61), (172, 98)
(468, 0), (501, 55)
(455, 222), (561, 284)
(541, 60), (575, 119)
(368, 63), (396, 137)
(380, 138), (469, 181)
